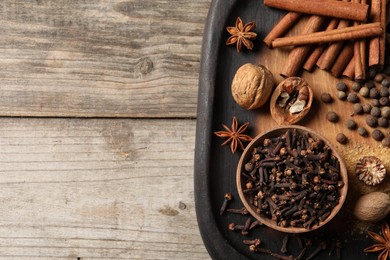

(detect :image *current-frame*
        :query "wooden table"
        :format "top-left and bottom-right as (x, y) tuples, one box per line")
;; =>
(0, 1), (211, 259)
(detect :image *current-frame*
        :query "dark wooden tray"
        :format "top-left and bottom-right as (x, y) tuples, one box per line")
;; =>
(194, 0), (385, 259)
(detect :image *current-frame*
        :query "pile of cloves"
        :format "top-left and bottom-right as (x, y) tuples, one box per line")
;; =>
(240, 129), (344, 229)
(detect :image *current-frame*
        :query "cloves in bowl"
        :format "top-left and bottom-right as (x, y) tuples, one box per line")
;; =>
(270, 77), (313, 125)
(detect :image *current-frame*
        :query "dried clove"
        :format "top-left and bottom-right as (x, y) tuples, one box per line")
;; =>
(220, 193), (232, 215)
(281, 234), (290, 254)
(306, 241), (327, 260)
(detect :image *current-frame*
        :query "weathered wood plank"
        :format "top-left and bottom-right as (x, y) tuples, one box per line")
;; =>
(0, 118), (209, 259)
(0, 0), (210, 117)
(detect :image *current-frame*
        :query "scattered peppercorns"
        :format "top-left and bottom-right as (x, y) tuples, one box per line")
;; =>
(379, 97), (389, 106)
(368, 69), (376, 79)
(359, 87), (370, 97)
(382, 79), (390, 88)
(374, 74), (384, 83)
(362, 103), (372, 114)
(347, 93), (359, 103)
(337, 91), (347, 100)
(352, 82), (362, 92)
(369, 88), (380, 99)
(378, 117), (388, 128)
(336, 133), (348, 144)
(382, 107), (390, 118)
(366, 115), (378, 127)
(346, 119), (357, 130)
(371, 107), (382, 118)
(358, 127), (368, 137)
(379, 86), (389, 97)
(372, 129), (385, 141)
(336, 82), (348, 92)
(382, 136), (390, 147)
(327, 111), (339, 123)
(320, 93), (333, 103)
(353, 103), (363, 115)
(365, 81), (375, 89)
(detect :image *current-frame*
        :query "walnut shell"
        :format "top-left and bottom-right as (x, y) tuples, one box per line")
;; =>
(231, 63), (274, 110)
(270, 77), (313, 125)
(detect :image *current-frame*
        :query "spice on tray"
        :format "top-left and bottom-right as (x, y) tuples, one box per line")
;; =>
(327, 112), (339, 123)
(231, 63), (274, 110)
(226, 17), (257, 53)
(263, 12), (302, 47)
(240, 129), (344, 229)
(270, 77), (313, 125)
(320, 93), (333, 103)
(336, 133), (348, 144)
(264, 0), (369, 22)
(214, 116), (253, 154)
(355, 156), (386, 185)
(354, 192), (390, 222)
(364, 222), (390, 259)
(220, 193), (232, 215)
(346, 119), (358, 130)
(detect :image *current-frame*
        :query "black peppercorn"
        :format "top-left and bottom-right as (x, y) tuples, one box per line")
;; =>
(368, 69), (376, 79)
(372, 99), (380, 107)
(372, 129), (385, 141)
(369, 88), (380, 99)
(371, 107), (381, 117)
(379, 86), (389, 97)
(358, 127), (368, 136)
(353, 103), (363, 115)
(364, 81), (375, 89)
(336, 82), (348, 92)
(320, 93), (333, 103)
(362, 103), (372, 114)
(351, 82), (362, 92)
(382, 136), (390, 148)
(378, 117), (388, 128)
(336, 133), (348, 144)
(382, 79), (390, 88)
(347, 93), (359, 103)
(379, 97), (389, 106)
(366, 115), (378, 127)
(346, 119), (357, 130)
(327, 111), (339, 123)
(337, 91), (347, 100)
(382, 107), (390, 118)
(374, 74), (384, 83)
(359, 87), (370, 97)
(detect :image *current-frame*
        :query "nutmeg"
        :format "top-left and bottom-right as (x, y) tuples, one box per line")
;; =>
(270, 77), (313, 125)
(231, 63), (274, 110)
(353, 192), (390, 222)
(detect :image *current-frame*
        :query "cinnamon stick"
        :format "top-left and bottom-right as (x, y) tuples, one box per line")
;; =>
(331, 43), (355, 77)
(264, 0), (369, 22)
(316, 0), (351, 71)
(368, 0), (386, 70)
(303, 19), (339, 71)
(264, 12), (302, 47)
(271, 23), (383, 48)
(342, 55), (356, 79)
(353, 0), (365, 81)
(281, 16), (326, 77)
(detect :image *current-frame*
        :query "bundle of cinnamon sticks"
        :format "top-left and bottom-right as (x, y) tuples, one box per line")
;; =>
(264, 0), (389, 80)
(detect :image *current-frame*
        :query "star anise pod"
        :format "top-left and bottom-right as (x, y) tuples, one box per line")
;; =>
(364, 222), (390, 260)
(226, 17), (257, 53)
(214, 116), (253, 154)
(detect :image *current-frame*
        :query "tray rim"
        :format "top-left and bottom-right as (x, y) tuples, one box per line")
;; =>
(194, 0), (248, 259)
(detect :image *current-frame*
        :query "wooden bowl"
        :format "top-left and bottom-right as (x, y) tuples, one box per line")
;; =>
(236, 125), (348, 233)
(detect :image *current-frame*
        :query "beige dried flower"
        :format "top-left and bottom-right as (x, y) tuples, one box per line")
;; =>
(356, 156), (386, 186)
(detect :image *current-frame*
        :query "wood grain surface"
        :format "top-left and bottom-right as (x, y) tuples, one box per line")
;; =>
(0, 118), (209, 259)
(0, 0), (213, 258)
(0, 0), (210, 118)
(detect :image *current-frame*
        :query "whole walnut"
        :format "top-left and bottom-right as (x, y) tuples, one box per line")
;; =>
(231, 63), (274, 110)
